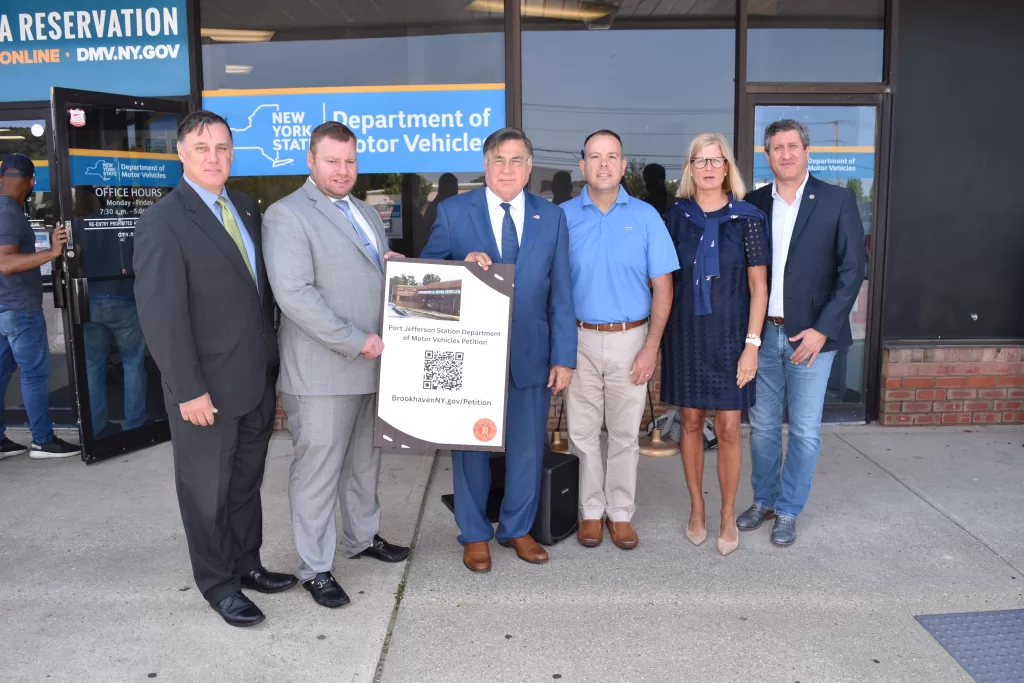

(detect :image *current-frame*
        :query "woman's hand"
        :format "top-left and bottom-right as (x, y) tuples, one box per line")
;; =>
(737, 344), (759, 388)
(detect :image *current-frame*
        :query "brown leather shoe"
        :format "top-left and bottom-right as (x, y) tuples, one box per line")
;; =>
(499, 534), (549, 564)
(577, 519), (603, 547)
(605, 519), (639, 550)
(462, 541), (491, 572)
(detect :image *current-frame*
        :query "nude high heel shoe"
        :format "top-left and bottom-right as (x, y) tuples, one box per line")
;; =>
(685, 515), (707, 546)
(718, 523), (739, 556)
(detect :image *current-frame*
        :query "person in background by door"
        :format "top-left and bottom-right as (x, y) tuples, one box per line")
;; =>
(641, 163), (670, 217)
(561, 130), (678, 550)
(73, 188), (148, 439)
(0, 153), (78, 460)
(551, 170), (574, 205)
(738, 119), (864, 547)
(134, 111), (297, 627)
(660, 133), (769, 557)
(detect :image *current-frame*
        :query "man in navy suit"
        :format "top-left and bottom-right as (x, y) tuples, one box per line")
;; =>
(421, 128), (576, 572)
(737, 119), (865, 547)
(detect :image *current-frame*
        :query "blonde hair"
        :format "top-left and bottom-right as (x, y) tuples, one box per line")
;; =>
(676, 132), (747, 200)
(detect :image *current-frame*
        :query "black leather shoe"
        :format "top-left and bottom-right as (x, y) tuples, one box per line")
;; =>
(240, 567), (298, 594)
(303, 572), (351, 609)
(736, 503), (776, 531)
(353, 535), (410, 562)
(211, 592), (265, 627)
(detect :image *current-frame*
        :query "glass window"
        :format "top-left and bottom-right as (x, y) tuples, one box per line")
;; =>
(748, 0), (884, 82)
(199, 0), (505, 256)
(521, 1), (736, 210)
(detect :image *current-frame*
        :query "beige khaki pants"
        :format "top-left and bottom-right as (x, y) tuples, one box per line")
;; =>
(566, 324), (649, 522)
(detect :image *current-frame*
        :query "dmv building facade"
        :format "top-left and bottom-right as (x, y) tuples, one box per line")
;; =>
(0, 0), (1019, 457)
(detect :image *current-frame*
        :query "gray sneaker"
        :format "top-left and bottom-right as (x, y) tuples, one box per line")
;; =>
(736, 503), (775, 531)
(770, 514), (797, 546)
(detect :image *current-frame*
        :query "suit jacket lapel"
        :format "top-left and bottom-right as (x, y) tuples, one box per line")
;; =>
(178, 179), (258, 296)
(751, 186), (774, 250)
(304, 179), (380, 271)
(468, 188), (500, 262)
(518, 192), (542, 266)
(787, 175), (819, 259)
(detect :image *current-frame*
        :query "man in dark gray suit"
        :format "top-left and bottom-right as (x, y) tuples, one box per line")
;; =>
(134, 111), (297, 627)
(263, 122), (409, 610)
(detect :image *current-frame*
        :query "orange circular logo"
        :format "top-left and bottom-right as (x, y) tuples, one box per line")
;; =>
(473, 418), (497, 442)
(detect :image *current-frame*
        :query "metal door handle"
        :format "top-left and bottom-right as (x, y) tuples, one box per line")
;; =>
(51, 269), (66, 308)
(69, 277), (89, 324)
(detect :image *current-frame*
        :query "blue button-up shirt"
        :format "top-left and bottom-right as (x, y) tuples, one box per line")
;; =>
(183, 175), (257, 290)
(562, 185), (679, 325)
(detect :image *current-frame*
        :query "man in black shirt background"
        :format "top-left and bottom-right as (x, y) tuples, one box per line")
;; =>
(0, 154), (78, 459)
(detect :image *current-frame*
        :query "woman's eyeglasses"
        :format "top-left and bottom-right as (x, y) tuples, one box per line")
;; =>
(691, 156), (726, 169)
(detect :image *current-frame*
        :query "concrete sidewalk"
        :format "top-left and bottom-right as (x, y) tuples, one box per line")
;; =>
(380, 426), (1024, 683)
(1, 426), (1022, 682)
(0, 434), (433, 683)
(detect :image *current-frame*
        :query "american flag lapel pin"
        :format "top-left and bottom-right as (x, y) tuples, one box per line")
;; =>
(246, 211), (251, 217)
(533, 214), (541, 219)
(809, 194), (815, 200)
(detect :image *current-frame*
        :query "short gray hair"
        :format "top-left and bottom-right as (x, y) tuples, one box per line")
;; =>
(483, 127), (533, 159)
(764, 119), (810, 151)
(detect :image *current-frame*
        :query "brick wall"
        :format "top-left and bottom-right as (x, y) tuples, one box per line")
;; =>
(274, 395), (287, 431)
(880, 345), (1024, 426)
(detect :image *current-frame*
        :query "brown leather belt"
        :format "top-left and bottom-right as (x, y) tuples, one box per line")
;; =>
(577, 318), (648, 332)
(767, 316), (785, 326)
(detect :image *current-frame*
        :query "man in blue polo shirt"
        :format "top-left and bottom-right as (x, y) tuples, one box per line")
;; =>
(561, 130), (678, 549)
(0, 154), (79, 459)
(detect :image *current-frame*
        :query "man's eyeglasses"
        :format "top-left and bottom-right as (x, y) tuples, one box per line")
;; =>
(691, 156), (726, 169)
(489, 157), (527, 169)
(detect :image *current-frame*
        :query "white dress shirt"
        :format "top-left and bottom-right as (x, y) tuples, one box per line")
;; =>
(485, 187), (524, 259)
(768, 172), (809, 318)
(310, 177), (379, 252)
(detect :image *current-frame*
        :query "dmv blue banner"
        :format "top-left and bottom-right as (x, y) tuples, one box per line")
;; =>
(203, 85), (506, 176)
(69, 150), (181, 187)
(0, 1), (190, 102)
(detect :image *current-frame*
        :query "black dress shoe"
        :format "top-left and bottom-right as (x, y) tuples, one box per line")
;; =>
(353, 535), (410, 562)
(240, 567), (298, 594)
(303, 572), (351, 609)
(211, 592), (265, 627)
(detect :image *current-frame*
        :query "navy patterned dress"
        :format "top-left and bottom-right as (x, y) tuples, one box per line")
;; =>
(660, 203), (770, 410)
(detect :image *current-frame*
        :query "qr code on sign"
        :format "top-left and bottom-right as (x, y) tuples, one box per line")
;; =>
(423, 350), (464, 391)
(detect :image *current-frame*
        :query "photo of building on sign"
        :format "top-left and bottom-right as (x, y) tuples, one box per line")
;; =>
(387, 275), (462, 321)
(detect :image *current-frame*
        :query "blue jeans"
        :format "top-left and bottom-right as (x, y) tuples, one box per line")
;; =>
(0, 310), (55, 444)
(748, 322), (836, 517)
(83, 298), (148, 433)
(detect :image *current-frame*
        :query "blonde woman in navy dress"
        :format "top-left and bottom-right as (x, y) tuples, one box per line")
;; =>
(660, 133), (769, 555)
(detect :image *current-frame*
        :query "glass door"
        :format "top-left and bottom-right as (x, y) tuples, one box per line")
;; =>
(50, 88), (188, 463)
(0, 111), (78, 435)
(749, 100), (880, 421)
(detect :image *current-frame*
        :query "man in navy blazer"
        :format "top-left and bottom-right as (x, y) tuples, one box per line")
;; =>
(421, 128), (576, 572)
(737, 119), (865, 547)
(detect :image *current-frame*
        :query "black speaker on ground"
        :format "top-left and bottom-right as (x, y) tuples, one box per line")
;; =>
(439, 448), (580, 546)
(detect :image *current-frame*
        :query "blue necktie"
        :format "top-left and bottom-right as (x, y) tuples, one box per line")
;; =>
(335, 199), (382, 270)
(500, 202), (519, 264)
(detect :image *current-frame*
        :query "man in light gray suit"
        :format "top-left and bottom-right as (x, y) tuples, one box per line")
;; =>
(263, 121), (410, 610)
